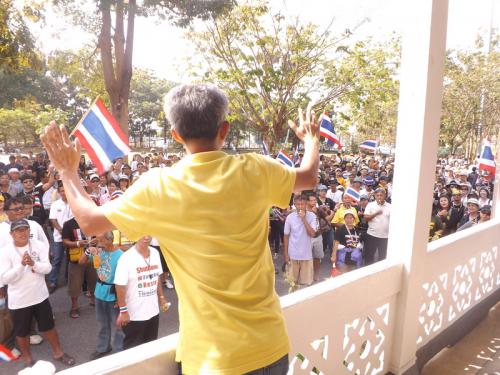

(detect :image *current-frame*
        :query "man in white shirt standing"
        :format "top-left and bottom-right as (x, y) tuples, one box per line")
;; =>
(0, 219), (75, 367)
(48, 184), (73, 293)
(114, 235), (170, 350)
(283, 195), (318, 286)
(363, 188), (391, 265)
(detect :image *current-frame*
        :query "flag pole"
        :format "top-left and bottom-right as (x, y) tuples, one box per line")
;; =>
(69, 96), (100, 137)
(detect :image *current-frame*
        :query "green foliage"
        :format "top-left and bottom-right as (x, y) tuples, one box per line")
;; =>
(0, 0), (43, 71)
(187, 0), (353, 151)
(326, 38), (400, 144)
(128, 69), (174, 146)
(440, 35), (499, 157)
(0, 99), (68, 146)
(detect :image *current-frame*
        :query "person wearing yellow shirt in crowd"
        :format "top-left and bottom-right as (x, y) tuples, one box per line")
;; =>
(41, 83), (320, 375)
(332, 194), (360, 229)
(0, 194), (8, 223)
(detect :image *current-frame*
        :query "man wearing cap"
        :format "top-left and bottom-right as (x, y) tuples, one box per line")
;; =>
(17, 172), (55, 226)
(7, 168), (23, 197)
(363, 188), (391, 266)
(0, 219), (75, 367)
(457, 198), (481, 231)
(361, 176), (376, 199)
(326, 179), (343, 205)
(332, 195), (359, 229)
(87, 173), (103, 205)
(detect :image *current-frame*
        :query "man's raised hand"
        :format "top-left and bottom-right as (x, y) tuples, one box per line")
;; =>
(40, 121), (81, 175)
(287, 103), (320, 143)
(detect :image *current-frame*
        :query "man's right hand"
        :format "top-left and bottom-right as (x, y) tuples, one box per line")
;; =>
(116, 312), (130, 328)
(287, 103), (320, 143)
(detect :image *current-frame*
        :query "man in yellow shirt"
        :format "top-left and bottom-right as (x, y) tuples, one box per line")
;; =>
(41, 84), (320, 374)
(332, 195), (360, 228)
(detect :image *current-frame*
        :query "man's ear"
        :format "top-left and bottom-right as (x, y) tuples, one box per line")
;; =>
(218, 121), (230, 140)
(171, 129), (185, 145)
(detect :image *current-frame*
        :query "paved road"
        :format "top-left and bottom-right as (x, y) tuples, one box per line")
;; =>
(2, 253), (335, 374)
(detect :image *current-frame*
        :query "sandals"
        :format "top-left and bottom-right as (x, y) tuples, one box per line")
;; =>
(54, 353), (76, 366)
(70, 308), (80, 319)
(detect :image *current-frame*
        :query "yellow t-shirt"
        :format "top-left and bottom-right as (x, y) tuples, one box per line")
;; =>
(332, 205), (359, 226)
(102, 151), (295, 374)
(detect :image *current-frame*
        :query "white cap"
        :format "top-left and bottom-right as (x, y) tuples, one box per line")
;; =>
(8, 168), (19, 174)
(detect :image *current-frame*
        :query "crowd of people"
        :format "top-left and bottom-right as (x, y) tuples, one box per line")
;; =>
(0, 151), (174, 368)
(270, 152), (494, 287)
(0, 94), (495, 372)
(0, 146), (496, 368)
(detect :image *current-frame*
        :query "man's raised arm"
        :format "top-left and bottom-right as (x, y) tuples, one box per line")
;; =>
(288, 105), (320, 192)
(41, 121), (115, 235)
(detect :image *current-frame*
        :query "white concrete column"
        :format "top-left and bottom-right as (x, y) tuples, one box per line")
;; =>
(386, 0), (449, 373)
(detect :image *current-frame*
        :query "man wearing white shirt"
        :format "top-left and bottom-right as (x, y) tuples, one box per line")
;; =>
(114, 236), (169, 350)
(0, 219), (75, 367)
(363, 188), (391, 265)
(326, 179), (343, 205)
(48, 184), (73, 292)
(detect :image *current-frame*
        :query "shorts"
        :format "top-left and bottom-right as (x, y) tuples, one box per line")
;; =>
(311, 236), (324, 259)
(12, 299), (54, 337)
(68, 261), (97, 298)
(289, 260), (313, 286)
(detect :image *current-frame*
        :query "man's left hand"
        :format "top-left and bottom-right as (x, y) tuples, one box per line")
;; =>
(40, 121), (81, 175)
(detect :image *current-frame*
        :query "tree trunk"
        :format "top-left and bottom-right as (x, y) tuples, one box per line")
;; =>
(99, 0), (136, 140)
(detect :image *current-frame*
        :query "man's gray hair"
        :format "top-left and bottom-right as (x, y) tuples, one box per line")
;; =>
(103, 231), (114, 241)
(164, 84), (229, 141)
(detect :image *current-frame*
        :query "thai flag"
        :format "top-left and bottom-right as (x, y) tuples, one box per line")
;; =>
(319, 114), (342, 149)
(73, 98), (131, 174)
(344, 187), (361, 202)
(276, 150), (294, 168)
(478, 139), (496, 178)
(359, 140), (378, 153)
(261, 140), (270, 156)
(0, 344), (18, 362)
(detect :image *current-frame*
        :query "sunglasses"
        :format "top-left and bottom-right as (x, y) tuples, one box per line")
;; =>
(7, 207), (24, 212)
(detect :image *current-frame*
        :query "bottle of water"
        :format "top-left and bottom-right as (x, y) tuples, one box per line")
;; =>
(0, 298), (5, 310)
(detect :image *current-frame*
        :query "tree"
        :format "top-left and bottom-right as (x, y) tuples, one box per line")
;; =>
(0, 99), (67, 146)
(128, 69), (174, 147)
(327, 38), (400, 146)
(0, 0), (43, 72)
(440, 35), (499, 158)
(187, 1), (363, 152)
(52, 0), (234, 137)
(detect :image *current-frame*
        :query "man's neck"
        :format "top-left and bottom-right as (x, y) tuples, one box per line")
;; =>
(136, 244), (150, 257)
(14, 241), (28, 247)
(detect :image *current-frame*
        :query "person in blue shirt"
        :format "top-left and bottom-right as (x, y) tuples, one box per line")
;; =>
(79, 231), (124, 360)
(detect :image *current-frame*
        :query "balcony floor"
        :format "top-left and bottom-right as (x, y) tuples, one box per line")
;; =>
(421, 302), (500, 375)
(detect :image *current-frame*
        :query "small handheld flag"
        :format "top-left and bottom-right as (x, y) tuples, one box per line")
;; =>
(359, 140), (378, 153)
(276, 150), (294, 168)
(0, 344), (18, 362)
(478, 139), (496, 179)
(261, 140), (270, 156)
(72, 98), (131, 174)
(319, 114), (342, 150)
(345, 187), (361, 202)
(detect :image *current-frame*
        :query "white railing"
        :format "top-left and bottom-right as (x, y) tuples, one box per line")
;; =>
(59, 220), (500, 375)
(417, 219), (500, 348)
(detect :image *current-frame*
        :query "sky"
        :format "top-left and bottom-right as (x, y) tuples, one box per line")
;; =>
(32, 0), (498, 82)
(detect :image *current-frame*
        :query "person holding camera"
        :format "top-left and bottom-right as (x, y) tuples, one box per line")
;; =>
(79, 231), (125, 359)
(62, 217), (97, 318)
